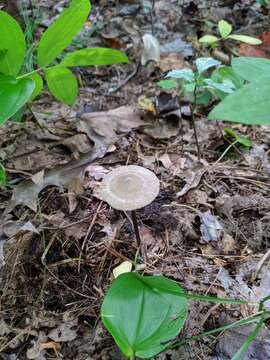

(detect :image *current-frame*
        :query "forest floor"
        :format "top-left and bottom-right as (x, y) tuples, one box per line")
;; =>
(1, 0), (270, 359)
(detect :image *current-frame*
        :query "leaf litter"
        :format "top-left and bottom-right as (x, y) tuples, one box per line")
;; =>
(1, 0), (270, 359)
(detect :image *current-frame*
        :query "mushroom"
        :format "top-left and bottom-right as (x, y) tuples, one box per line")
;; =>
(98, 165), (160, 247)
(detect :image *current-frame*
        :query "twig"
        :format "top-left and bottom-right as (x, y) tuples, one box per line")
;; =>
(108, 63), (140, 93)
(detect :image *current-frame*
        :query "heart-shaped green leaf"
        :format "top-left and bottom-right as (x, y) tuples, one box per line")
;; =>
(0, 10), (26, 76)
(101, 273), (188, 359)
(45, 67), (78, 105)
(0, 75), (35, 125)
(37, 0), (91, 67)
(61, 47), (128, 67)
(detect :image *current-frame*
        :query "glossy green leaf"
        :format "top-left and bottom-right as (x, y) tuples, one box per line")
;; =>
(199, 35), (219, 44)
(45, 67), (78, 105)
(218, 20), (232, 38)
(61, 47), (128, 67)
(195, 57), (221, 74)
(0, 75), (35, 125)
(158, 79), (178, 89)
(101, 273), (188, 359)
(232, 57), (270, 82)
(166, 68), (194, 82)
(27, 73), (43, 101)
(228, 34), (262, 45)
(0, 10), (26, 76)
(37, 0), (91, 67)
(208, 81), (270, 125)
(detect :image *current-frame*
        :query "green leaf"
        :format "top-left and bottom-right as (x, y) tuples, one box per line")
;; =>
(196, 90), (212, 105)
(209, 80), (270, 125)
(0, 164), (7, 186)
(61, 47), (128, 67)
(158, 79), (178, 89)
(0, 10), (26, 76)
(101, 273), (188, 359)
(218, 20), (232, 38)
(224, 128), (253, 148)
(209, 81), (270, 125)
(232, 57), (270, 83)
(212, 66), (244, 90)
(195, 57), (221, 74)
(37, 0), (91, 67)
(231, 315), (265, 360)
(203, 78), (235, 93)
(199, 35), (219, 44)
(45, 67), (78, 106)
(27, 73), (43, 101)
(228, 34), (262, 45)
(166, 68), (194, 82)
(0, 75), (35, 125)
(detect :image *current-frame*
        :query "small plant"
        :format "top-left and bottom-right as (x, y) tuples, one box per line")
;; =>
(102, 272), (270, 359)
(199, 20), (262, 47)
(0, 0), (128, 125)
(159, 57), (235, 159)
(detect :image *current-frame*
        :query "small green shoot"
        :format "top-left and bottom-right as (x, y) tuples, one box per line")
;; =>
(0, 164), (7, 186)
(224, 128), (253, 148)
(199, 20), (262, 46)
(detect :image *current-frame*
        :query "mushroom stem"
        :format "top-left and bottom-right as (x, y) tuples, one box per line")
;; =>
(131, 210), (141, 248)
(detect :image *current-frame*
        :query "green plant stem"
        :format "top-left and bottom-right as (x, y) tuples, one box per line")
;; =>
(191, 86), (201, 160)
(168, 311), (270, 350)
(214, 139), (238, 165)
(231, 314), (265, 360)
(16, 68), (42, 79)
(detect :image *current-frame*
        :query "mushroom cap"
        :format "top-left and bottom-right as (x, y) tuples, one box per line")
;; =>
(99, 165), (160, 211)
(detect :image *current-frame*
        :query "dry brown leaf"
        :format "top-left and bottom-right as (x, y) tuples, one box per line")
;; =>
(7, 106), (144, 213)
(158, 52), (187, 72)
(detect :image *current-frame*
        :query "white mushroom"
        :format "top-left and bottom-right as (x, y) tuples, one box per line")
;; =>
(99, 165), (160, 211)
(98, 165), (160, 248)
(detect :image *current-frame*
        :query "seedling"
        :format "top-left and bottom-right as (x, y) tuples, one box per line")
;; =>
(98, 165), (160, 248)
(199, 20), (262, 46)
(102, 272), (270, 359)
(215, 128), (252, 164)
(0, 0), (128, 125)
(159, 57), (235, 159)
